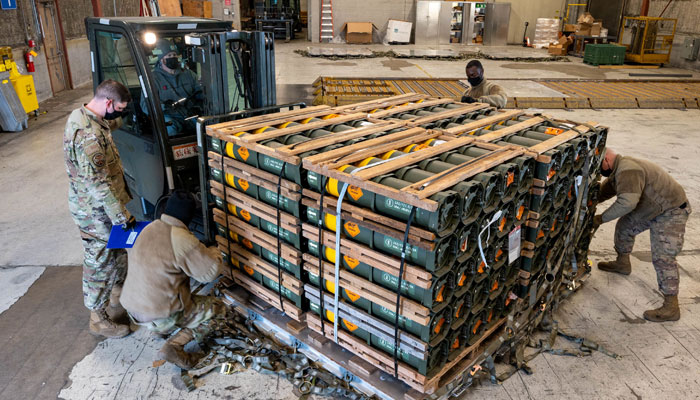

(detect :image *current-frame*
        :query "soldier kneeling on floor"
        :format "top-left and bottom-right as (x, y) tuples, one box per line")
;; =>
(121, 191), (231, 369)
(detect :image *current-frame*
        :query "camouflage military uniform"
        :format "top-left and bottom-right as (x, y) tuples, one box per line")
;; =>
(600, 155), (690, 296)
(614, 204), (691, 295)
(130, 296), (227, 342)
(64, 106), (133, 311)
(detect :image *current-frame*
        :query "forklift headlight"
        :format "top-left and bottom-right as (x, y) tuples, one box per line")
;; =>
(144, 32), (157, 45)
(184, 35), (202, 46)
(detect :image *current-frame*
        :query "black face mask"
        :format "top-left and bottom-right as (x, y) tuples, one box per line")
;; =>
(104, 106), (124, 120)
(601, 167), (612, 177)
(468, 76), (483, 87)
(164, 57), (179, 70)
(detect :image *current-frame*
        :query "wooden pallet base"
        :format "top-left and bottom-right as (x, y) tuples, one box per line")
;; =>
(231, 270), (304, 322)
(307, 311), (505, 395)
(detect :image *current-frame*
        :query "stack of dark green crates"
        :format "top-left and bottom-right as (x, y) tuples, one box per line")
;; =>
(204, 95), (608, 391)
(584, 44), (626, 66)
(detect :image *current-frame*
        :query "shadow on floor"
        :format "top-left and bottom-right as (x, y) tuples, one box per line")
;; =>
(0, 266), (102, 399)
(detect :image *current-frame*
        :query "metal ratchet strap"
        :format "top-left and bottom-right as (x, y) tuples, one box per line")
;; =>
(394, 205), (416, 378)
(332, 155), (410, 343)
(317, 176), (328, 335)
(275, 162), (287, 313)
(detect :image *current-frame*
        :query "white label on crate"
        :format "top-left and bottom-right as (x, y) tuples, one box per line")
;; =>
(508, 226), (521, 265)
(126, 231), (138, 245)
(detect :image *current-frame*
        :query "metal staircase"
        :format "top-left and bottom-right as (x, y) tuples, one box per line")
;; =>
(320, 0), (334, 42)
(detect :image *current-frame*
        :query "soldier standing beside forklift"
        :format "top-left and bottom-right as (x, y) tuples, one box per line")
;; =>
(142, 39), (204, 136)
(63, 79), (135, 338)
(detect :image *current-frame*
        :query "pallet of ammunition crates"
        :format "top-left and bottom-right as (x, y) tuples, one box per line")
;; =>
(203, 93), (607, 397)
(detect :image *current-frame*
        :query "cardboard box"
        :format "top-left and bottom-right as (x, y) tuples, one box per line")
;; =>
(577, 12), (594, 25)
(558, 35), (571, 45)
(386, 19), (412, 43)
(563, 24), (577, 32)
(343, 22), (374, 44)
(590, 22), (602, 36)
(548, 44), (567, 56)
(575, 24), (591, 36)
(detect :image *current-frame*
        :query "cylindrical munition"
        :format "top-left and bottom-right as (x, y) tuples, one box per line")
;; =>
(436, 154), (503, 213)
(306, 206), (374, 248)
(215, 223), (262, 256)
(465, 309), (487, 344)
(307, 239), (372, 280)
(309, 163), (461, 238)
(372, 302), (453, 346)
(456, 223), (478, 263)
(469, 277), (489, 313)
(497, 137), (565, 184)
(370, 333), (448, 376)
(372, 268), (455, 312)
(450, 293), (470, 331)
(446, 324), (467, 361)
(532, 186), (554, 215)
(455, 145), (535, 195)
(512, 192), (531, 227)
(497, 289), (516, 317)
(439, 151), (518, 204)
(454, 257), (476, 298)
(400, 157), (483, 225)
(552, 176), (571, 209)
(213, 198), (261, 228)
(210, 167), (260, 199)
(372, 231), (458, 275)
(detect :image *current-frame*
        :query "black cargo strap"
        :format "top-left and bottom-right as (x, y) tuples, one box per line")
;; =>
(179, 310), (370, 399)
(220, 153), (233, 269)
(317, 177), (328, 335)
(275, 162), (287, 313)
(496, 320), (620, 382)
(393, 206), (417, 378)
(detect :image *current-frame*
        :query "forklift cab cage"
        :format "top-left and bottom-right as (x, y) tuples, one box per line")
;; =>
(85, 17), (304, 241)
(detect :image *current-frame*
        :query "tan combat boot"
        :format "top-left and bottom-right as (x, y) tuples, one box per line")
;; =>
(89, 309), (131, 338)
(157, 329), (203, 370)
(107, 285), (129, 325)
(643, 295), (680, 322)
(598, 253), (631, 275)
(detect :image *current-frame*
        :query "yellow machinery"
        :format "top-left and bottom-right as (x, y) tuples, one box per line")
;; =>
(620, 16), (677, 65)
(0, 47), (39, 114)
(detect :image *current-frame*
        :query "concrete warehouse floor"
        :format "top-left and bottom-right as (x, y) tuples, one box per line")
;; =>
(1, 40), (699, 400)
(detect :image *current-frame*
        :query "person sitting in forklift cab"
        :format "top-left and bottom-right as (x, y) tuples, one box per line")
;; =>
(461, 60), (507, 109)
(142, 39), (204, 137)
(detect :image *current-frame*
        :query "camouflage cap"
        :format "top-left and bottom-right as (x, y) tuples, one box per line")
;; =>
(152, 39), (179, 63)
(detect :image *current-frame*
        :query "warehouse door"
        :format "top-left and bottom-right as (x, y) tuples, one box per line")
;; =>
(37, 0), (69, 94)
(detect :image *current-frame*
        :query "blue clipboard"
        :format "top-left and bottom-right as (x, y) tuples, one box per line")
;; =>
(106, 221), (151, 249)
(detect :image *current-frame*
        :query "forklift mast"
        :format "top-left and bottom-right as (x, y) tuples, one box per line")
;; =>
(85, 17), (303, 241)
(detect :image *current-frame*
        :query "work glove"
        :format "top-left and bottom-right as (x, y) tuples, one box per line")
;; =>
(461, 95), (477, 104)
(122, 215), (137, 231)
(592, 214), (603, 229)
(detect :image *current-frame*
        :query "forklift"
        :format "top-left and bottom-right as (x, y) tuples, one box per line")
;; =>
(85, 17), (303, 241)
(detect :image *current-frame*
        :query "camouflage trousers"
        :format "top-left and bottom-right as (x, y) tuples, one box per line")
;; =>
(614, 203), (691, 296)
(72, 207), (127, 311)
(130, 296), (227, 343)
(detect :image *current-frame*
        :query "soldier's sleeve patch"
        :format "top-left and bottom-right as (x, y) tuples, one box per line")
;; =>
(91, 152), (106, 168)
(83, 140), (107, 170)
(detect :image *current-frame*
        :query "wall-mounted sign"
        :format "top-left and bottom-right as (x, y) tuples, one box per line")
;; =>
(1, 0), (18, 10)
